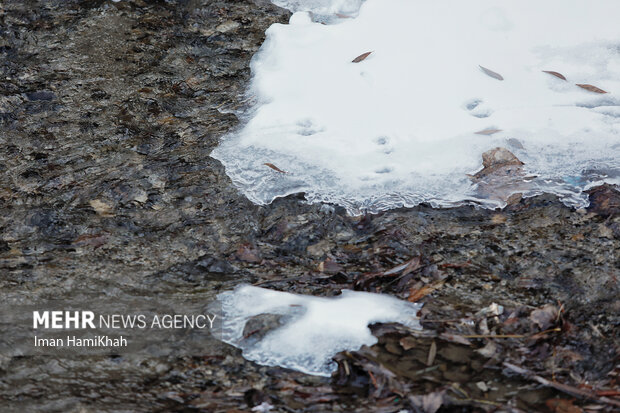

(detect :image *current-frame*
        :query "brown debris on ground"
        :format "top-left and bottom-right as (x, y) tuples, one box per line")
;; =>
(330, 305), (619, 412)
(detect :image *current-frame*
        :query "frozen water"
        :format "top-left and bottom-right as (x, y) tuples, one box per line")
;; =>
(212, 0), (620, 214)
(271, 0), (364, 16)
(218, 285), (422, 376)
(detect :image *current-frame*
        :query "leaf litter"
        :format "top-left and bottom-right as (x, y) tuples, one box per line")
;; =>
(479, 65), (504, 80)
(543, 70), (567, 80)
(576, 84), (608, 94)
(264, 162), (287, 173)
(162, 184), (620, 412)
(352, 51), (372, 63)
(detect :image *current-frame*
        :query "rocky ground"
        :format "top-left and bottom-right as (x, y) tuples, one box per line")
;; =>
(1, 0), (619, 412)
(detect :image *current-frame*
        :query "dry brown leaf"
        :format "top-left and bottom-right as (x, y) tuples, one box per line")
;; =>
(426, 340), (437, 366)
(318, 258), (342, 274)
(475, 128), (502, 135)
(89, 199), (114, 217)
(408, 281), (444, 302)
(543, 70), (567, 80)
(74, 233), (108, 248)
(158, 116), (176, 125)
(546, 398), (583, 413)
(408, 285), (434, 302)
(384, 256), (421, 276)
(352, 51), (372, 63)
(576, 84), (607, 94)
(264, 163), (286, 173)
(400, 336), (417, 351)
(491, 214), (507, 224)
(235, 244), (261, 263)
(571, 233), (585, 241)
(479, 65), (504, 80)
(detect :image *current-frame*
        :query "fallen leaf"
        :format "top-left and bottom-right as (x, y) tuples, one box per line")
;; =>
(476, 302), (504, 317)
(571, 233), (585, 241)
(476, 341), (498, 358)
(158, 116), (176, 125)
(475, 128), (502, 135)
(476, 381), (489, 392)
(491, 214), (507, 224)
(408, 283), (440, 302)
(530, 304), (559, 330)
(409, 390), (445, 413)
(596, 390), (620, 397)
(264, 163), (286, 173)
(479, 65), (504, 80)
(352, 51), (372, 63)
(74, 233), (108, 249)
(576, 84), (607, 94)
(163, 392), (185, 403)
(597, 223), (613, 239)
(543, 70), (567, 80)
(236, 244), (261, 263)
(546, 398), (583, 413)
(400, 336), (417, 351)
(89, 199), (114, 217)
(133, 190), (148, 204)
(384, 256), (421, 276)
(318, 258), (342, 274)
(354, 255), (432, 291)
(251, 402), (274, 412)
(426, 340), (437, 366)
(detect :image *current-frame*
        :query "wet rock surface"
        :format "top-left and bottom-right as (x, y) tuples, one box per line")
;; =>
(1, 1), (619, 412)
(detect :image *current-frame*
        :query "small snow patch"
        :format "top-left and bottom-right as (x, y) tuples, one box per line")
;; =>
(218, 285), (422, 376)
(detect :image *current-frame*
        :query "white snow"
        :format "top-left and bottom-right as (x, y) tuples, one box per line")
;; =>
(212, 0), (620, 213)
(218, 285), (422, 376)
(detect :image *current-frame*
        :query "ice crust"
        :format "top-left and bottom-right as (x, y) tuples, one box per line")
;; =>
(218, 285), (422, 376)
(212, 0), (620, 214)
(271, 0), (363, 16)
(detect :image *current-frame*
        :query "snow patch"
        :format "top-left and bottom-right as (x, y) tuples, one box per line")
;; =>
(218, 285), (422, 376)
(212, 0), (620, 213)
